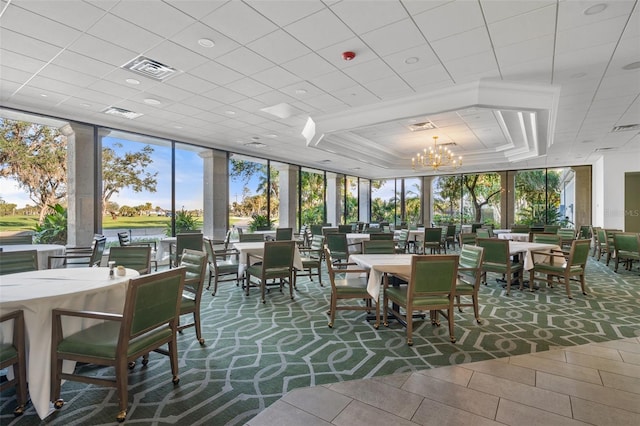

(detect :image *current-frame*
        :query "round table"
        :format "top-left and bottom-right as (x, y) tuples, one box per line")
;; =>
(0, 267), (139, 419)
(0, 244), (66, 270)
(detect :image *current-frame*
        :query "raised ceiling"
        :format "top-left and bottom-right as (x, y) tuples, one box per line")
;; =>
(1, 0), (638, 179)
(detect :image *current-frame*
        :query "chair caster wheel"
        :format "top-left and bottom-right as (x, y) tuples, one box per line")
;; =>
(13, 404), (25, 416)
(142, 358), (149, 366)
(172, 376), (180, 385)
(198, 338), (205, 345)
(373, 323), (379, 329)
(116, 409), (127, 422)
(383, 321), (389, 327)
(407, 340), (413, 346)
(54, 399), (64, 409)
(450, 338), (457, 343)
(128, 361), (136, 369)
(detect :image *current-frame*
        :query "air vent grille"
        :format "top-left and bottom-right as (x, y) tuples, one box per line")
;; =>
(122, 56), (179, 81)
(101, 106), (143, 120)
(408, 121), (436, 132)
(611, 124), (640, 132)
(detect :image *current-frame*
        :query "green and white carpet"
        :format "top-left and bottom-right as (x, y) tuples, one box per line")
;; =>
(2, 257), (639, 425)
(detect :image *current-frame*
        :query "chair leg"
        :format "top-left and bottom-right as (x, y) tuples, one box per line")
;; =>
(116, 358), (129, 422)
(406, 309), (414, 346)
(472, 294), (481, 324)
(194, 312), (204, 345)
(328, 293), (337, 328)
(448, 306), (456, 343)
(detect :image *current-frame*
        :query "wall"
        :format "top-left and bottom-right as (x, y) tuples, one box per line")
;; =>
(593, 150), (640, 230)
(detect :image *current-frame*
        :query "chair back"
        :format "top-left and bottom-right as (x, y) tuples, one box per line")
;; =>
(309, 224), (323, 236)
(362, 239), (395, 254)
(458, 245), (484, 288)
(459, 232), (476, 246)
(326, 233), (348, 256)
(322, 227), (339, 237)
(262, 240), (295, 272)
(308, 234), (325, 252)
(409, 255), (459, 299)
(476, 228), (491, 238)
(239, 233), (264, 242)
(176, 233), (203, 254)
(446, 225), (456, 239)
(369, 232), (394, 240)
(613, 232), (639, 257)
(395, 229), (409, 248)
(275, 227), (293, 240)
(0, 233), (33, 245)
(424, 228), (442, 243)
(338, 224), (353, 233)
(511, 224), (529, 233)
(0, 250), (38, 275)
(543, 225), (560, 234)
(532, 232), (561, 245)
(178, 249), (208, 298)
(120, 268), (186, 343)
(256, 225), (272, 231)
(108, 246), (152, 275)
(90, 236), (107, 266)
(567, 239), (591, 268)
(0, 309), (27, 413)
(476, 238), (509, 265)
(117, 231), (132, 246)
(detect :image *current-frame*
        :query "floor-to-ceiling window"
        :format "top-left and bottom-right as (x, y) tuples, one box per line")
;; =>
(432, 175), (463, 225)
(99, 130), (172, 241)
(462, 172), (502, 227)
(345, 175), (359, 224)
(371, 179), (397, 224)
(404, 177), (421, 226)
(300, 167), (325, 226)
(174, 142), (204, 233)
(229, 154), (269, 231)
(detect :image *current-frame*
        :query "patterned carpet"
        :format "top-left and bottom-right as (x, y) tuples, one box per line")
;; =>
(2, 255), (639, 425)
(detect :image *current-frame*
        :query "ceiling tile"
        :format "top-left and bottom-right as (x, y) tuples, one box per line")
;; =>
(0, 50), (47, 74)
(1, 6), (83, 48)
(285, 9), (355, 50)
(109, 1), (196, 38)
(384, 44), (440, 73)
(247, 30), (312, 64)
(226, 77), (272, 97)
(413, 1), (485, 41)
(171, 22), (241, 59)
(488, 5), (556, 48)
(359, 18), (427, 56)
(164, 73), (218, 95)
(11, 0), (106, 31)
(163, 0), (227, 20)
(67, 33), (137, 66)
(202, 86), (245, 104)
(309, 70), (357, 92)
(215, 47), (274, 75)
(245, 0), (326, 26)
(494, 35), (554, 69)
(50, 50), (112, 78)
(180, 94), (223, 111)
(87, 13), (164, 53)
(189, 60), (244, 86)
(38, 63), (100, 88)
(143, 41), (209, 73)
(555, 15), (628, 53)
(199, 1), (278, 44)
(281, 53), (336, 80)
(330, 0), (408, 34)
(481, 0), (555, 24)
(431, 27), (492, 62)
(251, 67), (302, 90)
(1, 29), (64, 62)
(342, 58), (396, 83)
(364, 75), (415, 99)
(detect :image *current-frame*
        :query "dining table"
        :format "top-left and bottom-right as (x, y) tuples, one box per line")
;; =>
(0, 266), (139, 419)
(508, 241), (560, 271)
(0, 243), (66, 270)
(348, 253), (414, 301)
(497, 232), (531, 242)
(232, 241), (304, 277)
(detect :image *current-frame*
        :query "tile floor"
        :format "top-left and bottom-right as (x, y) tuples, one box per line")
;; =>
(248, 337), (640, 426)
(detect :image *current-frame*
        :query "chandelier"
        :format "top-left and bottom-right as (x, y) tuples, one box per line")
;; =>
(412, 136), (462, 171)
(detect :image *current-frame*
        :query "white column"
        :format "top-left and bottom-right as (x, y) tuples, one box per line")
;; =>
(422, 176), (434, 227)
(201, 150), (228, 240)
(358, 179), (370, 223)
(326, 172), (339, 226)
(276, 164), (298, 229)
(66, 122), (97, 246)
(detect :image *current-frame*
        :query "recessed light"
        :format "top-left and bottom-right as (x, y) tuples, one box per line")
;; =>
(583, 3), (607, 15)
(40, 94), (48, 97)
(295, 89), (307, 95)
(125, 78), (140, 85)
(404, 57), (419, 65)
(225, 110), (236, 115)
(622, 61), (640, 70)
(245, 141), (266, 148)
(173, 125), (183, 129)
(198, 38), (215, 48)
(144, 98), (161, 105)
(570, 72), (587, 79)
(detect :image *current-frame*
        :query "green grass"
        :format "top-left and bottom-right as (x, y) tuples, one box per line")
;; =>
(1, 214), (248, 232)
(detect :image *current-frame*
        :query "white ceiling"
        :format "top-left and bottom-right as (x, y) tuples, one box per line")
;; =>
(1, 0), (638, 179)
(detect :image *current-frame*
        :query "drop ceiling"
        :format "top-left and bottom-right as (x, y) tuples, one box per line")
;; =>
(1, 0), (638, 179)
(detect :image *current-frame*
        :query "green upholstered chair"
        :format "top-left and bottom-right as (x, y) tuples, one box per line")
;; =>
(325, 233), (359, 263)
(455, 245), (485, 324)
(476, 238), (523, 296)
(510, 224), (529, 233)
(613, 232), (640, 273)
(309, 224), (323, 237)
(0, 310), (28, 416)
(459, 232), (476, 247)
(445, 224), (457, 250)
(578, 225), (592, 240)
(543, 225), (560, 234)
(338, 224), (353, 233)
(529, 239), (591, 299)
(203, 237), (239, 296)
(246, 240), (296, 303)
(368, 232), (394, 240)
(238, 233), (265, 242)
(362, 239), (395, 254)
(596, 228), (620, 266)
(296, 234), (324, 286)
(383, 254), (459, 345)
(532, 232), (562, 246)
(590, 226), (601, 257)
(177, 249), (208, 345)
(169, 233), (203, 267)
(0, 233), (33, 245)
(394, 229), (410, 253)
(51, 268), (186, 423)
(117, 231), (157, 271)
(0, 249), (38, 275)
(422, 228), (443, 254)
(275, 227), (293, 241)
(557, 228), (576, 249)
(48, 235), (106, 269)
(108, 246), (152, 275)
(476, 228), (491, 238)
(324, 247), (379, 329)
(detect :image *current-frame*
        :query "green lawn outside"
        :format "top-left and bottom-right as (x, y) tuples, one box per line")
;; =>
(0, 215), (247, 232)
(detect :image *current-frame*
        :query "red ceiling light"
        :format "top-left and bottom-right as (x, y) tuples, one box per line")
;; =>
(342, 51), (356, 61)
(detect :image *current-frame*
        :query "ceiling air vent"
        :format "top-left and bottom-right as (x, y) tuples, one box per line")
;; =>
(611, 124), (640, 132)
(244, 142), (266, 149)
(408, 121), (436, 132)
(122, 56), (179, 81)
(102, 106), (143, 120)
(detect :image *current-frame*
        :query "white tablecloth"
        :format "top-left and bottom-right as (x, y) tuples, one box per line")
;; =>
(0, 244), (66, 270)
(349, 254), (414, 301)
(0, 267), (139, 419)
(509, 241), (560, 270)
(232, 241), (303, 276)
(498, 232), (530, 242)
